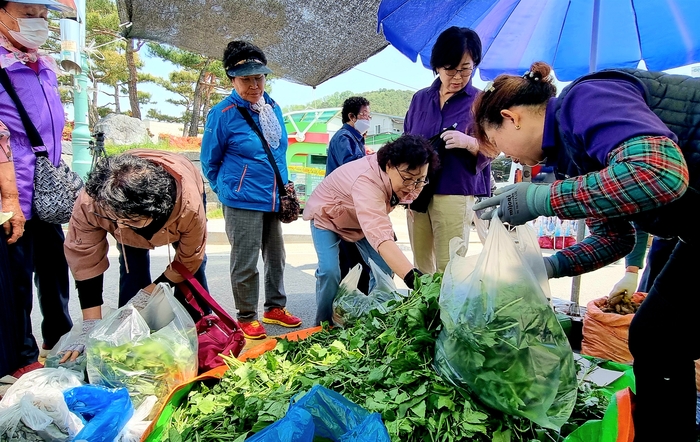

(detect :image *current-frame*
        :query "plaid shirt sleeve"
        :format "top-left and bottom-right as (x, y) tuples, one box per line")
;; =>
(548, 135), (688, 277)
(0, 120), (11, 163)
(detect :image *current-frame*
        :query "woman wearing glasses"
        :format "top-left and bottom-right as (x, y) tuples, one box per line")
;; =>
(303, 134), (438, 325)
(403, 26), (492, 274)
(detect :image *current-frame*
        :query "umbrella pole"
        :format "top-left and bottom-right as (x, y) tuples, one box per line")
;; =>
(568, 0), (601, 315)
(569, 221), (586, 315)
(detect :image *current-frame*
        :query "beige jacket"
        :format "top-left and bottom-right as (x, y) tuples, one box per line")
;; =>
(303, 155), (396, 250)
(65, 149), (206, 284)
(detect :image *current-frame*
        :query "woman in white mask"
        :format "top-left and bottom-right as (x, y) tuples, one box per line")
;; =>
(0, 0), (75, 380)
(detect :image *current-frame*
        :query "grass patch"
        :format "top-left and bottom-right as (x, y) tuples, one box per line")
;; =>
(207, 207), (224, 219)
(104, 139), (200, 156)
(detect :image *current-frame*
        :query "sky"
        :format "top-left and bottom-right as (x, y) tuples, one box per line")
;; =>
(115, 44), (700, 122)
(134, 45), (475, 119)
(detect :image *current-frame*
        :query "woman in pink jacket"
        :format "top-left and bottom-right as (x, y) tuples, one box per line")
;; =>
(303, 134), (438, 325)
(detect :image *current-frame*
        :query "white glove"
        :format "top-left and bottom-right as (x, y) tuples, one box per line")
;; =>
(440, 130), (478, 153)
(609, 271), (638, 299)
(59, 319), (100, 363)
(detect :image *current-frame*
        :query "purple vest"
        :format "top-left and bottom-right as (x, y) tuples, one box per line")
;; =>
(0, 49), (65, 219)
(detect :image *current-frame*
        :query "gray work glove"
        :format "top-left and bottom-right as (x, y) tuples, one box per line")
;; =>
(127, 289), (152, 311)
(543, 256), (555, 279)
(59, 319), (99, 363)
(473, 182), (553, 226)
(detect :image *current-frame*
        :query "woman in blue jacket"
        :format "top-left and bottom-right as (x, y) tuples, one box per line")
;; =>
(201, 40), (301, 340)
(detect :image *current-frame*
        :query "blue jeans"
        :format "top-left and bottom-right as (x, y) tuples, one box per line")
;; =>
(310, 221), (392, 326)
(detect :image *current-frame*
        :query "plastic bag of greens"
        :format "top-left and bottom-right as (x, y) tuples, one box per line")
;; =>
(86, 283), (197, 416)
(332, 259), (404, 328)
(434, 215), (576, 430)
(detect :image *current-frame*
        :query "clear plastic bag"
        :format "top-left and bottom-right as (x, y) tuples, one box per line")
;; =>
(45, 306), (114, 374)
(332, 259), (404, 328)
(434, 215), (576, 430)
(86, 283), (197, 416)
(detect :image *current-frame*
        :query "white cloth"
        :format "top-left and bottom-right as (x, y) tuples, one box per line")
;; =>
(250, 96), (282, 149)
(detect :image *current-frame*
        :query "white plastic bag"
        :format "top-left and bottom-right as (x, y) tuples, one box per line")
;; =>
(0, 368), (84, 441)
(116, 395), (157, 442)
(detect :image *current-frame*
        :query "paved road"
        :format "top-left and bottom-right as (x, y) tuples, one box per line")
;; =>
(30, 215), (629, 348)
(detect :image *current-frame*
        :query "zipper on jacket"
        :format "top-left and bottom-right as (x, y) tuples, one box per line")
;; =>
(237, 165), (248, 192)
(271, 173), (277, 212)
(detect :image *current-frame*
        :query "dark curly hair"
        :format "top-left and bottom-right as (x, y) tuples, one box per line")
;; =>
(223, 40), (267, 80)
(377, 134), (439, 174)
(85, 154), (176, 220)
(341, 96), (370, 123)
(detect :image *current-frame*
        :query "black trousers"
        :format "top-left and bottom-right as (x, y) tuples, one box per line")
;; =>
(117, 243), (210, 320)
(0, 229), (19, 377)
(629, 240), (699, 441)
(7, 217), (72, 365)
(638, 236), (678, 293)
(338, 240), (370, 295)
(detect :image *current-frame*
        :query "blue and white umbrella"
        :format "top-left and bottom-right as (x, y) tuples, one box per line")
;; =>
(377, 0), (700, 80)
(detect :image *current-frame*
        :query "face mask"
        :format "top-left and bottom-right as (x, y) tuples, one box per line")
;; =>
(354, 118), (371, 135)
(399, 189), (421, 205)
(2, 10), (49, 49)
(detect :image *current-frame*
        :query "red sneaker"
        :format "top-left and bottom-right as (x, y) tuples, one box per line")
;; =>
(10, 361), (44, 379)
(239, 320), (267, 340)
(263, 308), (302, 328)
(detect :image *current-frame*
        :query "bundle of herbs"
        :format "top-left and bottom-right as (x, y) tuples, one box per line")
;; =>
(159, 274), (607, 442)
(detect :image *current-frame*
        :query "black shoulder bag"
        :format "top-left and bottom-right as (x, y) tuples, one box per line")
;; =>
(0, 68), (83, 224)
(237, 106), (300, 223)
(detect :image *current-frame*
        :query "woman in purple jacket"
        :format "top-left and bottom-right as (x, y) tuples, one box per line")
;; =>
(0, 0), (74, 377)
(403, 26), (491, 274)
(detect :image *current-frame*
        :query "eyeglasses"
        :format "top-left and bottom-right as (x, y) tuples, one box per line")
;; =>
(442, 66), (474, 78)
(357, 111), (371, 119)
(394, 166), (429, 189)
(93, 212), (152, 229)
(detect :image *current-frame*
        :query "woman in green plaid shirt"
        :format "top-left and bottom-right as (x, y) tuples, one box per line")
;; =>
(472, 61), (699, 441)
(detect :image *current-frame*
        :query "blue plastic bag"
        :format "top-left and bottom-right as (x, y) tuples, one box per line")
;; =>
(248, 385), (390, 442)
(245, 406), (315, 442)
(64, 384), (134, 442)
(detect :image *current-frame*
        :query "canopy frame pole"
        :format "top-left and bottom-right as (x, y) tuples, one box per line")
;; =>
(570, 0), (601, 313)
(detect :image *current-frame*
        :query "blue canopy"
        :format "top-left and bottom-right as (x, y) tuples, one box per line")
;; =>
(377, 0), (700, 80)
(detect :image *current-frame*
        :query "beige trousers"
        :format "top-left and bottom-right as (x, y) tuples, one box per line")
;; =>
(407, 194), (476, 274)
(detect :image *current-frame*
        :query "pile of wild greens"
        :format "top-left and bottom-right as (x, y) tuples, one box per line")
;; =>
(159, 274), (608, 442)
